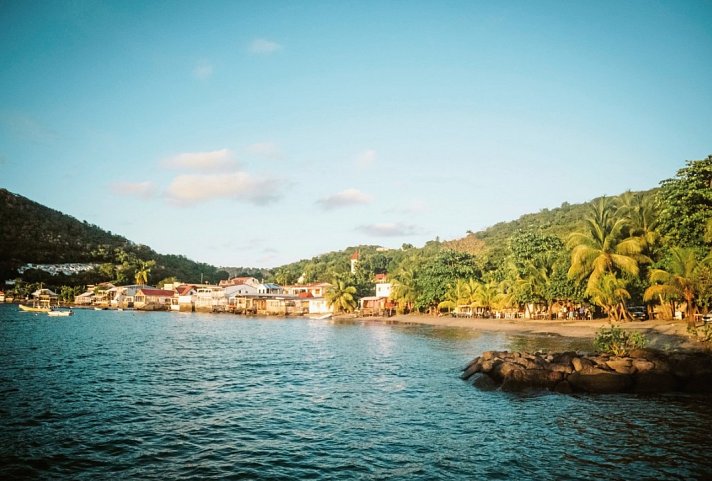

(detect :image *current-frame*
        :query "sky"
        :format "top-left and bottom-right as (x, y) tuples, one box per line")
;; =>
(1, 0), (711, 268)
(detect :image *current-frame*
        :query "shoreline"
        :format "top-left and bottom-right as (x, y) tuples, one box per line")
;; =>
(337, 313), (706, 351)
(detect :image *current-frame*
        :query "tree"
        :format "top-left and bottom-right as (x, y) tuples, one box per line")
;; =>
(134, 259), (156, 285)
(568, 197), (647, 292)
(644, 247), (709, 322)
(438, 278), (478, 312)
(658, 155), (712, 250)
(325, 279), (357, 314)
(587, 273), (631, 322)
(390, 267), (418, 313)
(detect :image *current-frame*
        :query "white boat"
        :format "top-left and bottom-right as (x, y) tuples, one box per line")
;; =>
(19, 303), (50, 313)
(310, 313), (333, 320)
(48, 309), (73, 317)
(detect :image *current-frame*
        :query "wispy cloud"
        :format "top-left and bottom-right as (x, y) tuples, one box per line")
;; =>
(316, 188), (373, 210)
(193, 60), (214, 79)
(0, 112), (58, 143)
(357, 222), (420, 237)
(355, 149), (377, 169)
(247, 142), (282, 159)
(165, 172), (281, 205)
(249, 38), (282, 55)
(111, 181), (157, 199)
(165, 148), (236, 171)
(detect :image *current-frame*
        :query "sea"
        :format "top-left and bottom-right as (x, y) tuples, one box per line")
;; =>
(1, 304), (710, 480)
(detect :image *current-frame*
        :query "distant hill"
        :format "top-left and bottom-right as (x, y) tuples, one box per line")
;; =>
(444, 189), (658, 263)
(0, 188), (226, 284)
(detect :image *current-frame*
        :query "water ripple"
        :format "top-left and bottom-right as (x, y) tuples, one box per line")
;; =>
(1, 306), (711, 480)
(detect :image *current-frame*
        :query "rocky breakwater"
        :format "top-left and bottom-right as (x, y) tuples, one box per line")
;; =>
(461, 349), (712, 394)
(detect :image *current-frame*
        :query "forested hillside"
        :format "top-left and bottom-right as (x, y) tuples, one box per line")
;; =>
(0, 189), (227, 286)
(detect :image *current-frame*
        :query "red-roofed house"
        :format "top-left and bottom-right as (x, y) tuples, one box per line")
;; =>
(350, 250), (359, 274)
(219, 277), (260, 288)
(134, 288), (175, 310)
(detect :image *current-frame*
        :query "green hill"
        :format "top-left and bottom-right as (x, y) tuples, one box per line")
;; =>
(0, 188), (227, 285)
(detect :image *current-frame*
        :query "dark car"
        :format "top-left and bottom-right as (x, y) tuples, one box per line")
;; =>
(628, 306), (648, 321)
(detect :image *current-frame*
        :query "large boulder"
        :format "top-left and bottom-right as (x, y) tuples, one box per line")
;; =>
(560, 367), (633, 393)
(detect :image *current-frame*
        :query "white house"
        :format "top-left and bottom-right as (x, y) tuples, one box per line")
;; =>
(375, 282), (392, 298)
(194, 285), (227, 312)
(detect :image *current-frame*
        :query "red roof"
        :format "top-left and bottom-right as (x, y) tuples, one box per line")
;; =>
(374, 273), (387, 281)
(298, 291), (313, 298)
(138, 288), (175, 297)
(351, 250), (359, 260)
(176, 286), (194, 296)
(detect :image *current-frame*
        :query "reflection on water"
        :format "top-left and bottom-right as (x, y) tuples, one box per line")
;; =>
(0, 306), (710, 480)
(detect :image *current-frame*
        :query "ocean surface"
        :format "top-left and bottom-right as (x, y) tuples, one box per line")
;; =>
(1, 305), (710, 480)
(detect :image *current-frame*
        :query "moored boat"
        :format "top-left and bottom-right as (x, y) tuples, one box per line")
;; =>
(19, 304), (50, 313)
(48, 308), (73, 317)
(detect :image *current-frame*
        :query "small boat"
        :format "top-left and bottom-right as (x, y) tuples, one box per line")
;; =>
(19, 304), (50, 313)
(310, 313), (333, 320)
(48, 309), (73, 317)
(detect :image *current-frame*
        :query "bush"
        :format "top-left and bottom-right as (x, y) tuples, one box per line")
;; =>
(594, 325), (648, 356)
(687, 323), (712, 345)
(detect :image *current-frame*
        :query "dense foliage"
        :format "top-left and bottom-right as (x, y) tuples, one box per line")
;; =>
(0, 189), (228, 289)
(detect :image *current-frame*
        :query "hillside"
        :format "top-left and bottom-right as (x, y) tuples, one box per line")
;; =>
(0, 188), (226, 284)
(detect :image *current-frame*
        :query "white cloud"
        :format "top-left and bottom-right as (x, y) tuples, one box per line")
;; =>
(165, 172), (281, 205)
(317, 188), (373, 209)
(165, 148), (236, 171)
(357, 222), (420, 237)
(249, 38), (282, 55)
(247, 142), (282, 159)
(193, 60), (214, 79)
(355, 149), (377, 169)
(111, 181), (156, 199)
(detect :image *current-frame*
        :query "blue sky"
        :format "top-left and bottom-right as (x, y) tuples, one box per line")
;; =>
(1, 0), (711, 268)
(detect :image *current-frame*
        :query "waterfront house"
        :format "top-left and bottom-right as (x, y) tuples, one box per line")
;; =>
(109, 284), (147, 308)
(134, 288), (175, 310)
(258, 283), (284, 294)
(307, 297), (333, 315)
(0, 290), (4, 303)
(194, 285), (227, 312)
(74, 290), (94, 306)
(171, 284), (197, 312)
(31, 288), (59, 308)
(359, 296), (390, 317)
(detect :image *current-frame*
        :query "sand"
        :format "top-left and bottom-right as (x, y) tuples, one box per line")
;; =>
(334, 313), (707, 351)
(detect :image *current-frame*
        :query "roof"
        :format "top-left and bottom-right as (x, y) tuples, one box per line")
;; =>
(137, 288), (175, 297)
(351, 250), (359, 260)
(374, 273), (388, 281)
(176, 285), (194, 296)
(360, 296), (387, 301)
(262, 283), (281, 289)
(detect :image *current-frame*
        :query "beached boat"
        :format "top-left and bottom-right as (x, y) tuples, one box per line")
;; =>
(48, 309), (73, 317)
(310, 313), (333, 320)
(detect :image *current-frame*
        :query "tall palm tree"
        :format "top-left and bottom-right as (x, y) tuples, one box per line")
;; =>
(618, 191), (660, 255)
(644, 247), (708, 322)
(472, 280), (500, 316)
(325, 279), (357, 314)
(568, 197), (647, 292)
(390, 268), (417, 313)
(587, 273), (631, 322)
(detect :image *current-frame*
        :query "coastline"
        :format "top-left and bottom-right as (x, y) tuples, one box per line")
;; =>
(336, 313), (706, 351)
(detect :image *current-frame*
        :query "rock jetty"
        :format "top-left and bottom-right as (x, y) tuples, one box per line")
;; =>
(461, 349), (712, 394)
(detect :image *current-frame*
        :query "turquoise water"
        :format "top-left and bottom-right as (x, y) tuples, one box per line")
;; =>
(1, 305), (710, 480)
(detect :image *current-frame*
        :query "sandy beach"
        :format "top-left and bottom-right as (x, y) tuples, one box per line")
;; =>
(335, 313), (706, 351)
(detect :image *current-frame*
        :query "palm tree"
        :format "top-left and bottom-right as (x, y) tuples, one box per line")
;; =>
(515, 253), (558, 318)
(568, 197), (647, 292)
(644, 247), (709, 322)
(134, 259), (156, 285)
(587, 273), (631, 322)
(618, 191), (660, 255)
(390, 268), (418, 313)
(438, 278), (478, 313)
(472, 280), (500, 317)
(325, 279), (357, 314)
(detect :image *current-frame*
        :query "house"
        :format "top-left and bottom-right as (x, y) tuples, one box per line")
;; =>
(258, 283), (284, 294)
(194, 285), (227, 312)
(31, 288), (59, 308)
(171, 284), (197, 312)
(283, 282), (332, 298)
(219, 276), (261, 289)
(350, 250), (359, 274)
(134, 288), (175, 310)
(74, 290), (94, 305)
(359, 296), (391, 317)
(375, 282), (392, 298)
(307, 297), (333, 315)
(0, 290), (5, 303)
(109, 284), (146, 308)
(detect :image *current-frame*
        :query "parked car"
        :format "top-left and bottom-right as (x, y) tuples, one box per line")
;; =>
(628, 306), (648, 321)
